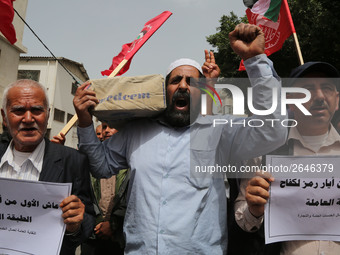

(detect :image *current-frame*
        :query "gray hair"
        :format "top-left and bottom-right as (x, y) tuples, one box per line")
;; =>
(2, 79), (50, 113)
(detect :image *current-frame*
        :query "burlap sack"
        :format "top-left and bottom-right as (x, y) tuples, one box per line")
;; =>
(90, 74), (166, 126)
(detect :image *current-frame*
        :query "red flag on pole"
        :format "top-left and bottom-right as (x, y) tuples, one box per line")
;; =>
(101, 11), (172, 76)
(0, 0), (17, 44)
(239, 0), (295, 71)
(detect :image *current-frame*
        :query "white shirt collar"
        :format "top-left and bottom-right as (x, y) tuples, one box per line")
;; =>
(288, 125), (340, 152)
(0, 139), (45, 174)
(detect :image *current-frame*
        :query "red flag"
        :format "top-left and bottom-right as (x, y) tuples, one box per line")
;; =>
(0, 0), (17, 44)
(239, 0), (295, 71)
(102, 11), (172, 76)
(101, 43), (132, 76)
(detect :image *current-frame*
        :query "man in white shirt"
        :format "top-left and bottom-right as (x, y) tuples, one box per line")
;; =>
(235, 61), (340, 255)
(0, 79), (96, 254)
(73, 24), (288, 254)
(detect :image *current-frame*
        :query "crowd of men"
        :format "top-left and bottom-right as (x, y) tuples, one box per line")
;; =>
(1, 23), (339, 255)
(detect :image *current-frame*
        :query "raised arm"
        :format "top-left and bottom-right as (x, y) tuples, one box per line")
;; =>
(73, 81), (98, 128)
(202, 49), (220, 79)
(229, 23), (265, 61)
(73, 81), (128, 179)
(222, 23), (287, 162)
(202, 50), (221, 115)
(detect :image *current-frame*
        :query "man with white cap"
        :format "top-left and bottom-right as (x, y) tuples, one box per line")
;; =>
(73, 23), (287, 254)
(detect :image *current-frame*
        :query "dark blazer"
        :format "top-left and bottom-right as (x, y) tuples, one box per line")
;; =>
(0, 138), (96, 255)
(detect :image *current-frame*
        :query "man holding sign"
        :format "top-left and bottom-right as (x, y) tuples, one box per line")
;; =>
(235, 62), (340, 254)
(0, 79), (96, 254)
(74, 23), (287, 254)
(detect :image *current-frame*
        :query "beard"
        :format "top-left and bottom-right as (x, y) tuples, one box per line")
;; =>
(164, 90), (201, 127)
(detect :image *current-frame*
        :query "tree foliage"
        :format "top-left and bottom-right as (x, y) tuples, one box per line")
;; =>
(206, 0), (340, 78)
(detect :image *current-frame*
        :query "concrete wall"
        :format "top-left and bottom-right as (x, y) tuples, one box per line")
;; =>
(51, 62), (79, 149)
(0, 0), (28, 129)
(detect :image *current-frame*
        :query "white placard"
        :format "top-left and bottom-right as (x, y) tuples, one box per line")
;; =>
(0, 178), (72, 255)
(265, 155), (340, 244)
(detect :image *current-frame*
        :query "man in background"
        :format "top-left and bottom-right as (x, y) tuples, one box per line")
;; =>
(95, 124), (103, 142)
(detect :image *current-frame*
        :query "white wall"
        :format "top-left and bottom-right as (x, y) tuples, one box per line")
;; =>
(51, 62), (79, 149)
(0, 0), (28, 118)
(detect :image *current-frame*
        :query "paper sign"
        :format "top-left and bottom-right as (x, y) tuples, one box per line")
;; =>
(265, 155), (340, 244)
(0, 178), (72, 255)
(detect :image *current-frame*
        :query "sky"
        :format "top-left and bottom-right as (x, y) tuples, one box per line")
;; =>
(21, 0), (246, 80)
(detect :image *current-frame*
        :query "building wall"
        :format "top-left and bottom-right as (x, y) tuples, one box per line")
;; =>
(18, 59), (58, 104)
(51, 62), (80, 149)
(0, 0), (28, 131)
(0, 39), (21, 99)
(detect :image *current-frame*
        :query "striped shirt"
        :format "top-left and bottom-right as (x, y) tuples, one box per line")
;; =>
(0, 140), (45, 181)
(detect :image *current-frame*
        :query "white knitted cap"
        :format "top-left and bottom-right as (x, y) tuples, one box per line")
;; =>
(166, 58), (203, 76)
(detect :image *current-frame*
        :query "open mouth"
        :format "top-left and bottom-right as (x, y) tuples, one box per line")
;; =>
(175, 97), (189, 108)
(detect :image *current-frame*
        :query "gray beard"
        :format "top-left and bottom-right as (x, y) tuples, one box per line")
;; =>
(164, 107), (191, 127)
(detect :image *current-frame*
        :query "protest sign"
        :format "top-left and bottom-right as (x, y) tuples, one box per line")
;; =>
(0, 178), (71, 255)
(265, 155), (340, 244)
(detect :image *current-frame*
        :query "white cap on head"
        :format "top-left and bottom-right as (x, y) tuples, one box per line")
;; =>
(166, 58), (203, 76)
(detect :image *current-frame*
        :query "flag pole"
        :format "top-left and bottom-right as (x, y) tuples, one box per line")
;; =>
(282, 0), (304, 65)
(57, 59), (129, 137)
(292, 33), (304, 65)
(107, 59), (129, 78)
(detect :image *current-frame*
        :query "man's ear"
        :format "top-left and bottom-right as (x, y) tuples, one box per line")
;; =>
(336, 91), (339, 112)
(1, 109), (7, 128)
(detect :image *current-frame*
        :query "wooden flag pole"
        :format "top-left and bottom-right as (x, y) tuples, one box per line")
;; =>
(281, 0), (304, 66)
(57, 59), (129, 137)
(292, 32), (304, 65)
(108, 59), (128, 78)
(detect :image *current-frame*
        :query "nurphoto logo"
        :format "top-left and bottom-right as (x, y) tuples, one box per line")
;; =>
(196, 78), (312, 128)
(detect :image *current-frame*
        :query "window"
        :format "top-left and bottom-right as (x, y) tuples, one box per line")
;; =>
(17, 70), (40, 81)
(71, 82), (78, 95)
(67, 113), (73, 123)
(223, 105), (233, 115)
(54, 108), (65, 123)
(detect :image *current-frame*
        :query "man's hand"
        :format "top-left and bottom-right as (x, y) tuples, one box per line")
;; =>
(51, 132), (66, 145)
(94, 221), (113, 240)
(60, 195), (85, 233)
(245, 171), (274, 218)
(229, 23), (265, 60)
(202, 50), (220, 79)
(201, 50), (220, 115)
(73, 81), (98, 128)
